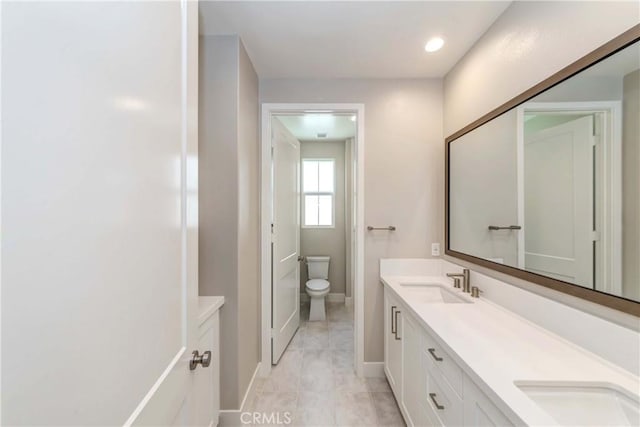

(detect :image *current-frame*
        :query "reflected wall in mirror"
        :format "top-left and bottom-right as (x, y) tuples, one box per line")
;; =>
(447, 31), (640, 313)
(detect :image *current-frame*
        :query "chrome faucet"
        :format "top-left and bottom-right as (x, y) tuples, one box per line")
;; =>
(446, 269), (470, 293)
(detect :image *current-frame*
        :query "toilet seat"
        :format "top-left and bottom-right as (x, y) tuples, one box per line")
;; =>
(306, 279), (330, 292)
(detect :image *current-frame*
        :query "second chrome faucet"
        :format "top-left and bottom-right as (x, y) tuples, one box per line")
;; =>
(447, 269), (470, 293)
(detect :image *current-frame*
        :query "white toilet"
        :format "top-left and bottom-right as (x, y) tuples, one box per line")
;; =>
(305, 256), (331, 321)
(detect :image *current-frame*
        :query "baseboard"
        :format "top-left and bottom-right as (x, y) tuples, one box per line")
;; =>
(219, 362), (261, 426)
(240, 363), (261, 412)
(219, 410), (241, 427)
(327, 293), (345, 303)
(362, 362), (385, 378)
(345, 296), (353, 306)
(300, 293), (346, 304)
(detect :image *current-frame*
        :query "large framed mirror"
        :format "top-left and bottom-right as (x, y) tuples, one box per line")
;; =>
(445, 24), (640, 316)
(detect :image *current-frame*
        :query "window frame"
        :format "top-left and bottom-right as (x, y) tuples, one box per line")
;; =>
(301, 158), (336, 229)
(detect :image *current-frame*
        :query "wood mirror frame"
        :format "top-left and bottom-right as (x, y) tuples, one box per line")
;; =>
(445, 24), (640, 317)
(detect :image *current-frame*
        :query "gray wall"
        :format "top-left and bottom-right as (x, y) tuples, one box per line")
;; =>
(623, 69), (640, 300)
(444, 1), (639, 135)
(260, 79), (443, 362)
(449, 111), (518, 266)
(199, 35), (260, 410)
(237, 38), (261, 406)
(444, 1), (639, 321)
(300, 140), (347, 296)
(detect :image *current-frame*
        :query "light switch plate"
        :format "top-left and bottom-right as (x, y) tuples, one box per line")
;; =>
(431, 243), (440, 256)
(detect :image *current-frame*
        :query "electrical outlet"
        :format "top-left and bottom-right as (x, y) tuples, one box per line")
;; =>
(431, 243), (440, 257)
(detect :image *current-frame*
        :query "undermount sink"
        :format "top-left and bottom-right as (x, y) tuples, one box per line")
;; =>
(399, 283), (471, 304)
(516, 381), (640, 426)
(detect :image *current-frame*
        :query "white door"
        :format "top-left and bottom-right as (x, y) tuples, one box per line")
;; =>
(2, 1), (200, 425)
(524, 115), (595, 287)
(271, 118), (301, 364)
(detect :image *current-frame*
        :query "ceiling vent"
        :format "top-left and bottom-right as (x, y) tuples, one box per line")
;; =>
(317, 132), (327, 138)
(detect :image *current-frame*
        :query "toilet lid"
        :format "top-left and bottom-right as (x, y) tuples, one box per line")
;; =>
(306, 279), (329, 291)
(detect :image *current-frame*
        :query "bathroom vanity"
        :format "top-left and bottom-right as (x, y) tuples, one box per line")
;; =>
(381, 259), (639, 427)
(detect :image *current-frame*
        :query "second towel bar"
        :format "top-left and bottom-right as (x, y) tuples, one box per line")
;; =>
(488, 225), (522, 231)
(367, 226), (396, 231)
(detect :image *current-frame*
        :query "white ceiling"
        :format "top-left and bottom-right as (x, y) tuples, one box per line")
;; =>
(199, 1), (512, 79)
(276, 114), (356, 141)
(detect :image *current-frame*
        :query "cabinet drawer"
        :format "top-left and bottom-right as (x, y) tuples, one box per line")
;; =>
(423, 331), (463, 397)
(425, 368), (463, 427)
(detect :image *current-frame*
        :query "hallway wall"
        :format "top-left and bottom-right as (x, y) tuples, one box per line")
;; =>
(199, 35), (260, 410)
(260, 79), (443, 363)
(444, 1), (639, 135)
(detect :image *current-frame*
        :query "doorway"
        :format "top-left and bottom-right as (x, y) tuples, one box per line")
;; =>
(260, 103), (365, 378)
(517, 101), (622, 294)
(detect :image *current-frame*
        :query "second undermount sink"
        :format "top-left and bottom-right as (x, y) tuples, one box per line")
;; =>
(516, 381), (640, 426)
(399, 283), (472, 304)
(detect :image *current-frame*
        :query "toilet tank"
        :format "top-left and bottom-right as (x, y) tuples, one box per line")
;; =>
(306, 256), (330, 279)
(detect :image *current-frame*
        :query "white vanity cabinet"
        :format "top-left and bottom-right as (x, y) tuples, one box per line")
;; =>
(383, 288), (512, 427)
(463, 376), (513, 427)
(384, 291), (403, 396)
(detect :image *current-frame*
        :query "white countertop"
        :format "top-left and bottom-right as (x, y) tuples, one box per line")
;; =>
(381, 274), (640, 426)
(198, 296), (224, 325)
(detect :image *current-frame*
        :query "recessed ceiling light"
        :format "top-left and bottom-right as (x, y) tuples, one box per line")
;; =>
(424, 37), (444, 53)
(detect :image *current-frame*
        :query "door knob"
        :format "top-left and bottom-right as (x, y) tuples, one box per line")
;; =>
(189, 350), (212, 370)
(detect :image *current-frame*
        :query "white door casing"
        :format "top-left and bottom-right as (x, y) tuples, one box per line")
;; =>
(271, 118), (301, 364)
(523, 115), (595, 287)
(1, 1), (200, 425)
(260, 103), (365, 378)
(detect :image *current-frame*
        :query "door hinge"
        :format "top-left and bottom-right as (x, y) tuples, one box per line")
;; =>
(271, 223), (274, 234)
(592, 113), (600, 136)
(271, 328), (275, 339)
(592, 115), (602, 145)
(592, 231), (601, 242)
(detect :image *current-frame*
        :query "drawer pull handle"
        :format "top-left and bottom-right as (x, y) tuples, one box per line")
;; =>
(429, 393), (445, 410)
(394, 310), (401, 340)
(428, 348), (443, 361)
(391, 306), (397, 334)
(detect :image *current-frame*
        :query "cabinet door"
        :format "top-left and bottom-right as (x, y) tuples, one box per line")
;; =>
(193, 311), (220, 427)
(463, 376), (513, 427)
(402, 313), (428, 427)
(384, 290), (403, 398)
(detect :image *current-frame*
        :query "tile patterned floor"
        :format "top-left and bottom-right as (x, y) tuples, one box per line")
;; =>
(247, 302), (405, 427)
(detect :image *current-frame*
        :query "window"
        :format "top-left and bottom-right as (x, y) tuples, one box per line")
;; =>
(302, 159), (335, 227)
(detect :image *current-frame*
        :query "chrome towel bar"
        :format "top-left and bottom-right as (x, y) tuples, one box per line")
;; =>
(367, 226), (396, 231)
(488, 225), (521, 231)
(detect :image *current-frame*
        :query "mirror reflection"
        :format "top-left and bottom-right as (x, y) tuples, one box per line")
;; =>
(449, 40), (640, 302)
